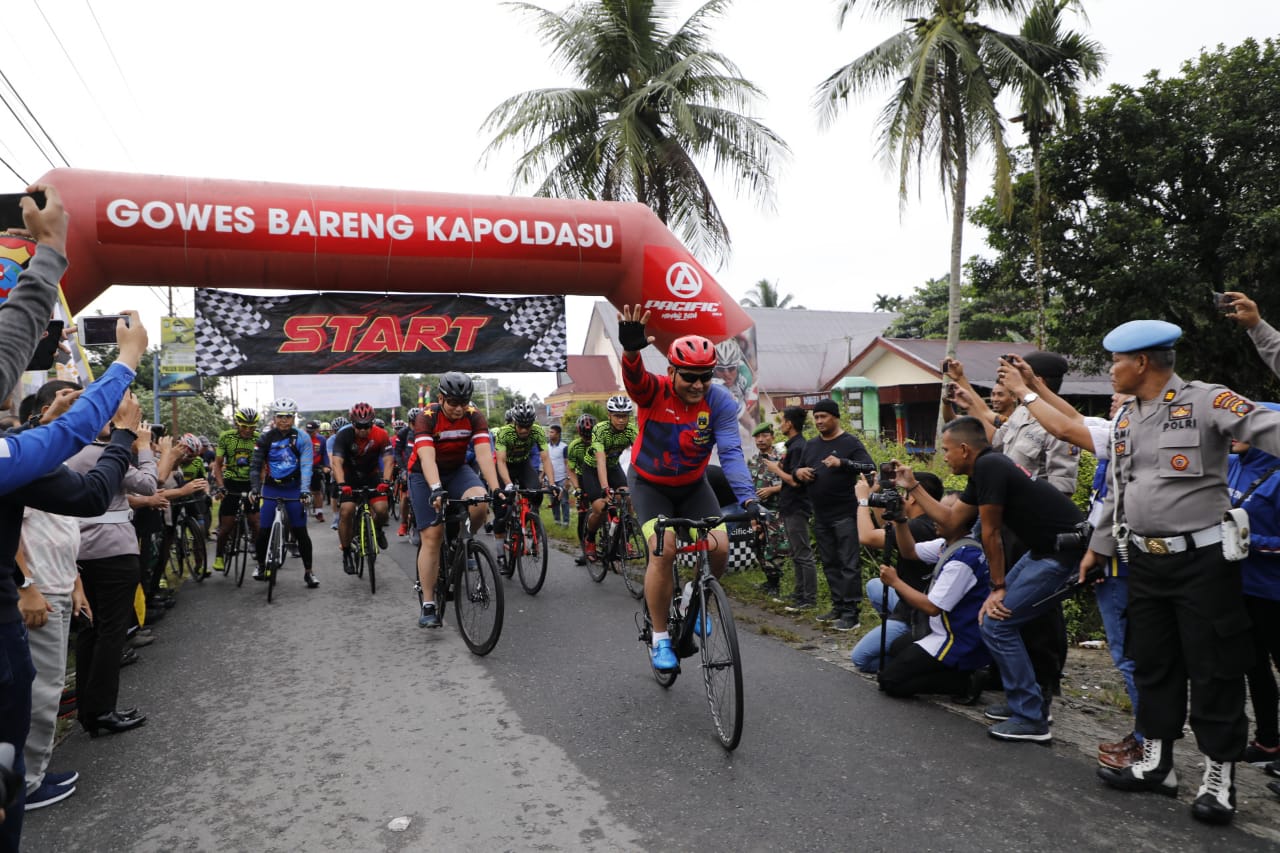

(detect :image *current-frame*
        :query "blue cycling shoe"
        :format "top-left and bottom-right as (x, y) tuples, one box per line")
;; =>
(694, 612), (713, 638)
(418, 602), (441, 628)
(650, 638), (678, 672)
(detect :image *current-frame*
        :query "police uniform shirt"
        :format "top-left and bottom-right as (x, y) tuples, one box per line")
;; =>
(1247, 318), (1280, 377)
(994, 404), (1079, 495)
(1089, 373), (1280, 550)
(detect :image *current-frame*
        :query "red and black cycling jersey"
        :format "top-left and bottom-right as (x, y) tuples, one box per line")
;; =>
(622, 351), (755, 504)
(331, 424), (392, 479)
(411, 402), (491, 473)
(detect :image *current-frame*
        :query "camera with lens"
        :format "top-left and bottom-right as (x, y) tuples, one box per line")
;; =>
(1055, 520), (1094, 552)
(847, 461), (877, 477)
(868, 461), (906, 520)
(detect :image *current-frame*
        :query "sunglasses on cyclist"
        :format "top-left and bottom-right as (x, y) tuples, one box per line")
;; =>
(442, 397), (468, 407)
(352, 422), (373, 430)
(677, 370), (714, 384)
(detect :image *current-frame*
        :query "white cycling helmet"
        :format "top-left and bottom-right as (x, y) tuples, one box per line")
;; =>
(606, 395), (634, 414)
(715, 338), (743, 368)
(270, 396), (298, 415)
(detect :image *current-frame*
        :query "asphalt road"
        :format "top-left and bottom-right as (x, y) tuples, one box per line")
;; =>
(22, 530), (1276, 852)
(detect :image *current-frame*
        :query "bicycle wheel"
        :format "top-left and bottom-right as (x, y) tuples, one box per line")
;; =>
(183, 517), (208, 582)
(266, 520), (284, 603)
(644, 602), (679, 688)
(455, 540), (503, 655)
(389, 486), (400, 521)
(585, 514), (608, 582)
(517, 514), (548, 595)
(502, 527), (520, 580)
(619, 515), (648, 600)
(363, 509), (378, 594)
(594, 524), (616, 577)
(233, 517), (250, 587)
(698, 578), (743, 750)
(352, 511), (366, 579)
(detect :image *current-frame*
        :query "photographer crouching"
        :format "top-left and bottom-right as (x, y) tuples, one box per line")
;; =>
(850, 466), (944, 674)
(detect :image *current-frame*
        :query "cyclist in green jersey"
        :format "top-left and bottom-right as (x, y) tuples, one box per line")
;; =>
(211, 408), (262, 572)
(493, 402), (555, 571)
(582, 396), (638, 560)
(565, 413), (595, 563)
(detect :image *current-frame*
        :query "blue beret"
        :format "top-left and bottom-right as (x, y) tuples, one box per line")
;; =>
(1102, 320), (1182, 353)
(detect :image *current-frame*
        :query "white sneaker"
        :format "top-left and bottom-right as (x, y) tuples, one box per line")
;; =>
(1192, 758), (1236, 824)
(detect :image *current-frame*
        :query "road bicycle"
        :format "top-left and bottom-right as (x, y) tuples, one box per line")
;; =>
(221, 490), (257, 587)
(389, 472), (408, 523)
(263, 495), (305, 603)
(163, 497), (208, 584)
(501, 485), (553, 595)
(414, 495), (503, 655)
(636, 509), (758, 750)
(348, 487), (382, 594)
(590, 487), (647, 598)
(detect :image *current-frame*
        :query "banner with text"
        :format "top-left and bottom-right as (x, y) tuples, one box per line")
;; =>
(195, 291), (566, 376)
(160, 316), (200, 393)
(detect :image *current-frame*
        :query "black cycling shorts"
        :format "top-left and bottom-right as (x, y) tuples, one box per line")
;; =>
(580, 465), (626, 503)
(627, 467), (720, 539)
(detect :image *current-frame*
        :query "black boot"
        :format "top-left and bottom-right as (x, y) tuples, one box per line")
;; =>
(1191, 758), (1236, 825)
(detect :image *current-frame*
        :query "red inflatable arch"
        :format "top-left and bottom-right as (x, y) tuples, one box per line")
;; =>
(39, 168), (752, 351)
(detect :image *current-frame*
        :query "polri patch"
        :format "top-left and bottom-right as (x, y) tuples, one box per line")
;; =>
(1170, 404), (1192, 419)
(1171, 454), (1190, 471)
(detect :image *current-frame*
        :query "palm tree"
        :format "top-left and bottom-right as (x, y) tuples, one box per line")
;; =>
(1007, 0), (1104, 347)
(814, 0), (1049, 370)
(481, 0), (789, 267)
(740, 278), (804, 309)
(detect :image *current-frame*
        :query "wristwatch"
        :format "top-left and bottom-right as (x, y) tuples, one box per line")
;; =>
(18, 576), (35, 590)
(1021, 392), (1040, 405)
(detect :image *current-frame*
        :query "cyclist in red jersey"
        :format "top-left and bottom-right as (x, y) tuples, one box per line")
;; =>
(408, 372), (503, 628)
(616, 305), (761, 672)
(332, 402), (394, 575)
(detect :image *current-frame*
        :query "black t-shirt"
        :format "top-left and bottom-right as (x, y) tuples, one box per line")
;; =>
(779, 434), (811, 515)
(705, 465), (737, 508)
(959, 447), (1083, 556)
(798, 431), (874, 518)
(886, 516), (938, 623)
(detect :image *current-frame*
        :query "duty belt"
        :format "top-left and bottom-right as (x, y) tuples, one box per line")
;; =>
(1128, 524), (1220, 556)
(81, 509), (134, 526)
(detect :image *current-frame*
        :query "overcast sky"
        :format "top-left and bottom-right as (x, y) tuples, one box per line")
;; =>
(1, 0), (1274, 406)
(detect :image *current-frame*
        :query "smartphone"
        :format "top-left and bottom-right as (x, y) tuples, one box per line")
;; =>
(80, 314), (129, 346)
(0, 191), (47, 231)
(879, 461), (898, 485)
(945, 383), (958, 402)
(1213, 291), (1234, 313)
(25, 320), (64, 371)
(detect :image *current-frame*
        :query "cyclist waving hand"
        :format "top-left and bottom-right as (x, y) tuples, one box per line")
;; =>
(617, 305), (760, 672)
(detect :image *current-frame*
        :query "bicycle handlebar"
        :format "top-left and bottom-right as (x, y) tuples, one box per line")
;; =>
(652, 509), (768, 556)
(427, 494), (493, 527)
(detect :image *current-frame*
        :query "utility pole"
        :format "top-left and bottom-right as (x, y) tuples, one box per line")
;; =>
(167, 286), (178, 434)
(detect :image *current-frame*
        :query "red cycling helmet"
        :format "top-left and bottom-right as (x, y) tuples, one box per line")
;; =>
(349, 402), (375, 425)
(667, 335), (716, 369)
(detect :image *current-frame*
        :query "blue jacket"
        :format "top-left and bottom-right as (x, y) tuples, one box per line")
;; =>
(1227, 447), (1280, 601)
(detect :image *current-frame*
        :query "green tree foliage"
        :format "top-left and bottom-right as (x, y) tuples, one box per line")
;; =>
(816, 0), (1048, 365)
(881, 272), (1037, 342)
(138, 388), (230, 440)
(973, 37), (1280, 398)
(740, 278), (803, 309)
(482, 0), (789, 265)
(559, 399), (608, 430)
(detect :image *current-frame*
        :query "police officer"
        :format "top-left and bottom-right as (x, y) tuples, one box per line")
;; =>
(1087, 319), (1280, 825)
(993, 351), (1080, 497)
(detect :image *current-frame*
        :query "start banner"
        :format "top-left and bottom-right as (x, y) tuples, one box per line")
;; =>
(195, 290), (566, 376)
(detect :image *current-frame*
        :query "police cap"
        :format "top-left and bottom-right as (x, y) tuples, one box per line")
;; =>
(1022, 351), (1069, 380)
(1102, 320), (1182, 354)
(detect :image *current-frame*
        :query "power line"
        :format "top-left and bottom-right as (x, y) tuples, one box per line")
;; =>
(84, 0), (141, 115)
(0, 81), (60, 168)
(31, 0), (133, 165)
(0, 152), (29, 185)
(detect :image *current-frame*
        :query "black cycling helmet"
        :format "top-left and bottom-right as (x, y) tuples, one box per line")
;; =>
(510, 402), (536, 427)
(576, 413), (596, 438)
(438, 371), (473, 401)
(304, 420), (320, 430)
(234, 407), (260, 426)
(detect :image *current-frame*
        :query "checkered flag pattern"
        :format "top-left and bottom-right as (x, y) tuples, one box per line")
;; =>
(195, 289), (285, 376)
(487, 295), (566, 370)
(675, 539), (759, 574)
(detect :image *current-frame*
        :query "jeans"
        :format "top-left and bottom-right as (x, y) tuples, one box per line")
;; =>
(551, 478), (570, 524)
(979, 552), (1075, 725)
(24, 591), (71, 794)
(0, 620), (35, 851)
(851, 579), (909, 672)
(1094, 575), (1139, 727)
(813, 515), (861, 615)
